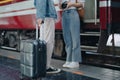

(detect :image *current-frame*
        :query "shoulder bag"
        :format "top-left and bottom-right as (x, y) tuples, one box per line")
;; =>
(76, 0), (85, 19)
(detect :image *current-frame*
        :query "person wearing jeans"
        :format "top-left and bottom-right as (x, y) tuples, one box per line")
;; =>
(34, 0), (61, 73)
(59, 0), (85, 68)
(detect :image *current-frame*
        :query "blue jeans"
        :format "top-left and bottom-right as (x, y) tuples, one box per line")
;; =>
(62, 9), (82, 62)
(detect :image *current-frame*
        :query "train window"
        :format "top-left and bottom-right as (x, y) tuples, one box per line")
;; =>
(84, 0), (99, 23)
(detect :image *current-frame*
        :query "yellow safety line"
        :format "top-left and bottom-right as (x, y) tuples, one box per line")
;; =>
(72, 71), (84, 75)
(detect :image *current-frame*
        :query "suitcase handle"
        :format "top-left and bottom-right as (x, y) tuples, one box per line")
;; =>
(36, 21), (44, 39)
(36, 24), (39, 39)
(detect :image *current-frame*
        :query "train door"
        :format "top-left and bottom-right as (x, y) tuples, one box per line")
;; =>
(80, 0), (100, 52)
(84, 0), (99, 25)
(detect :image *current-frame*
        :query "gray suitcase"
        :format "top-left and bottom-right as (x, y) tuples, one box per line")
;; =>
(20, 24), (46, 79)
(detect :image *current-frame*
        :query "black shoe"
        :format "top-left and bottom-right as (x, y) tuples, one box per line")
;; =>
(46, 67), (61, 74)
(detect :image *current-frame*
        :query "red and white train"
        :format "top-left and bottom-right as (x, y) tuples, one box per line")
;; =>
(0, 0), (120, 57)
(0, 0), (62, 51)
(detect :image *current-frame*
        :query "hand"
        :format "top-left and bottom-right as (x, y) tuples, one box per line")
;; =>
(37, 19), (43, 27)
(66, 1), (73, 8)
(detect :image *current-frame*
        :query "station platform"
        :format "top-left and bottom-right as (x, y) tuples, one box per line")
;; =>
(0, 49), (120, 80)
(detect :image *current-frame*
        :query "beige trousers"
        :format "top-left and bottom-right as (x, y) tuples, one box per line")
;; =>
(39, 18), (55, 68)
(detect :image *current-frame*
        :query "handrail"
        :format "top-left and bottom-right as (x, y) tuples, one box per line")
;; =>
(94, 0), (97, 25)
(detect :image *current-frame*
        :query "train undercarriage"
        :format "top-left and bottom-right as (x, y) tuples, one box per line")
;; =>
(0, 30), (35, 51)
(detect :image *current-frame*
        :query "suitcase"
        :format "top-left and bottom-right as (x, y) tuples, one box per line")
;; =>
(20, 24), (46, 79)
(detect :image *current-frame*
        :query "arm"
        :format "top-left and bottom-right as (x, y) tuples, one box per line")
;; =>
(35, 0), (47, 26)
(67, 1), (83, 9)
(58, 0), (84, 10)
(58, 0), (62, 9)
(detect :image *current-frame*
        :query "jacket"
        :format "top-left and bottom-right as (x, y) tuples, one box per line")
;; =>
(34, 0), (57, 20)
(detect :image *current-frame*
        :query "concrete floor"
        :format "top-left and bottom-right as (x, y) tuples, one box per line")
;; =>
(0, 49), (120, 80)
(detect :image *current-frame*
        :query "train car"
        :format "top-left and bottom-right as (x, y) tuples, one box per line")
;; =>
(0, 0), (120, 68)
(0, 0), (62, 51)
(0, 0), (99, 51)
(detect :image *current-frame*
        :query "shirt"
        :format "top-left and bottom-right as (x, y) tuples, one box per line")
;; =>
(59, 0), (85, 9)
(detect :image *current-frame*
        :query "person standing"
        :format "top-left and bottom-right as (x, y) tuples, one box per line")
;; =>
(34, 0), (61, 73)
(59, 0), (85, 68)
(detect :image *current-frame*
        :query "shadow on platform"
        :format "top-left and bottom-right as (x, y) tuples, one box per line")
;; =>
(0, 64), (99, 80)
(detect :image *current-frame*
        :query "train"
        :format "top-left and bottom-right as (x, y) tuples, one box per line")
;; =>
(0, 0), (62, 50)
(0, 0), (120, 68)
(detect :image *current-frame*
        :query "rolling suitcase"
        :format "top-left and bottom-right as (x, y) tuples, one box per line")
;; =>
(20, 24), (46, 79)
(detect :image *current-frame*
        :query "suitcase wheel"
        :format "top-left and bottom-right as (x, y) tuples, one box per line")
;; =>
(20, 73), (24, 80)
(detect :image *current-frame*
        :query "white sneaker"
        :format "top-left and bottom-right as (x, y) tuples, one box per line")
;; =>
(62, 62), (71, 67)
(67, 62), (79, 68)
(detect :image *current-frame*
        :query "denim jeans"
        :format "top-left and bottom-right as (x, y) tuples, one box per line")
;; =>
(62, 9), (82, 62)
